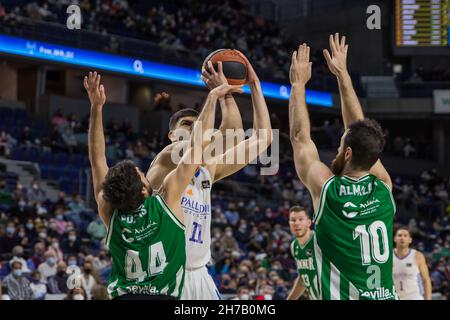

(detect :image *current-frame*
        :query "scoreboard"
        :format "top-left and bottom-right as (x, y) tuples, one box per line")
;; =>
(394, 0), (450, 54)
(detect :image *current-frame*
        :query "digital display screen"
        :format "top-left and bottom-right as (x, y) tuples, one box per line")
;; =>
(394, 0), (450, 54)
(0, 34), (333, 107)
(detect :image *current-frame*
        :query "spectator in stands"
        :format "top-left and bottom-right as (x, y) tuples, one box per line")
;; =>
(0, 221), (20, 254)
(30, 270), (47, 300)
(220, 274), (237, 294)
(0, 179), (13, 210)
(61, 126), (78, 153)
(19, 126), (33, 146)
(224, 202), (240, 227)
(28, 242), (45, 271)
(65, 287), (88, 300)
(68, 194), (86, 213)
(10, 245), (31, 273)
(61, 230), (80, 256)
(46, 237), (64, 262)
(86, 216), (106, 243)
(81, 261), (96, 300)
(47, 261), (68, 294)
(38, 251), (57, 283)
(27, 180), (46, 205)
(3, 259), (33, 300)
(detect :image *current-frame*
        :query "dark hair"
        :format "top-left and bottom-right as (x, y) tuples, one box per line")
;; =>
(102, 160), (145, 211)
(395, 226), (412, 237)
(168, 108), (199, 130)
(289, 206), (310, 219)
(344, 119), (385, 170)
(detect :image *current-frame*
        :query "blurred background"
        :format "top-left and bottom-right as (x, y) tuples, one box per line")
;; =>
(0, 0), (448, 300)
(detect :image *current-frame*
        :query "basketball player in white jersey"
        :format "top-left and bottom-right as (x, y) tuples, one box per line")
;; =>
(146, 52), (272, 299)
(393, 227), (432, 300)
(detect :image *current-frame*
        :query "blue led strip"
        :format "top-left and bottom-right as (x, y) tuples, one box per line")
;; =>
(0, 34), (333, 107)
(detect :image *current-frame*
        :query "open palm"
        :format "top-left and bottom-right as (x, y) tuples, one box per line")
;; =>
(323, 33), (348, 76)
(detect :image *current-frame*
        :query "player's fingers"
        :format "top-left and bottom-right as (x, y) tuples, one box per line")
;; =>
(208, 61), (217, 76)
(218, 61), (223, 74)
(323, 49), (332, 65)
(83, 76), (89, 91)
(340, 35), (346, 50)
(306, 45), (310, 62)
(95, 73), (101, 91)
(334, 33), (340, 49)
(229, 85), (244, 94)
(291, 50), (297, 64)
(100, 84), (105, 95)
(329, 34), (336, 54)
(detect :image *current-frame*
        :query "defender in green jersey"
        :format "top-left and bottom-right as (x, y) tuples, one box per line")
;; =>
(288, 37), (396, 300)
(84, 71), (243, 299)
(287, 206), (319, 300)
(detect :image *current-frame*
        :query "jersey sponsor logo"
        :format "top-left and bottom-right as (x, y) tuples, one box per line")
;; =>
(342, 202), (358, 218)
(181, 197), (210, 215)
(406, 263), (412, 267)
(306, 249), (313, 257)
(120, 222), (158, 244)
(125, 283), (161, 295)
(296, 257), (315, 271)
(201, 180), (211, 189)
(339, 183), (373, 197)
(360, 287), (395, 300)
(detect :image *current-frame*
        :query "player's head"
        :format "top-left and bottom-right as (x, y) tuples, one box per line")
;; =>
(331, 119), (385, 176)
(289, 206), (311, 238)
(394, 226), (413, 249)
(101, 160), (151, 211)
(168, 108), (199, 142)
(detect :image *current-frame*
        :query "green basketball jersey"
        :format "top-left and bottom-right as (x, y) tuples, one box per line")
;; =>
(313, 174), (397, 300)
(105, 194), (186, 299)
(291, 232), (319, 300)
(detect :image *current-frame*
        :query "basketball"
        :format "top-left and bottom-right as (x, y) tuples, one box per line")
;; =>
(203, 49), (248, 85)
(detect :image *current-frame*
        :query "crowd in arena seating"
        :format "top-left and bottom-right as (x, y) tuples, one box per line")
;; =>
(0, 102), (449, 300)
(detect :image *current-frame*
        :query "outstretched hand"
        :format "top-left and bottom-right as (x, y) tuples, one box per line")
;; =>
(323, 33), (348, 76)
(289, 43), (312, 86)
(83, 71), (106, 107)
(202, 61), (228, 90)
(233, 50), (259, 84)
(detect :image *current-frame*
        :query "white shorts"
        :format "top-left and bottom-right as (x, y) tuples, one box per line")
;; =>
(181, 266), (221, 300)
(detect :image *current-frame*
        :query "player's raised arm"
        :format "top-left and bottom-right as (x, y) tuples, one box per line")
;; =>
(161, 84), (244, 222)
(212, 51), (273, 182)
(84, 72), (113, 226)
(289, 44), (333, 208)
(202, 61), (243, 143)
(324, 33), (392, 189)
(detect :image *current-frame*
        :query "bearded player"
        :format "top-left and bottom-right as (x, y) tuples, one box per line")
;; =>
(146, 53), (272, 300)
(393, 227), (432, 300)
(287, 206), (319, 300)
(288, 35), (397, 300)
(84, 71), (243, 299)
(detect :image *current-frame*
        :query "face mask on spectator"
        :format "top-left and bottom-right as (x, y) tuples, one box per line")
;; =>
(240, 294), (250, 300)
(226, 231), (232, 237)
(18, 200), (26, 207)
(13, 269), (22, 277)
(47, 257), (56, 265)
(264, 294), (272, 300)
(73, 294), (85, 301)
(56, 214), (64, 221)
(39, 232), (47, 239)
(26, 223), (34, 230)
(223, 279), (230, 286)
(68, 259), (77, 266)
(69, 235), (76, 242)
(52, 242), (59, 249)
(57, 270), (66, 277)
(6, 226), (15, 235)
(18, 231), (25, 238)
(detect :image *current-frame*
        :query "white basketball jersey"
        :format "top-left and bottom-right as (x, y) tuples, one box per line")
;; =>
(393, 249), (424, 300)
(181, 166), (212, 269)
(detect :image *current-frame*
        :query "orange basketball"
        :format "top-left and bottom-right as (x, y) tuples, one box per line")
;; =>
(203, 49), (248, 85)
